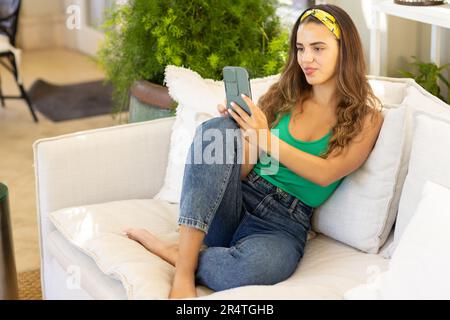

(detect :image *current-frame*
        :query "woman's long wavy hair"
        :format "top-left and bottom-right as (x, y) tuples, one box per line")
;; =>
(258, 4), (382, 159)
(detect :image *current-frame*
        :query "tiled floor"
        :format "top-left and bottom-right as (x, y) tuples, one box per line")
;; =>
(0, 48), (123, 272)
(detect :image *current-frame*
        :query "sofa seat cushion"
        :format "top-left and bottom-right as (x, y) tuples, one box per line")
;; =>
(48, 198), (215, 299)
(204, 234), (389, 299)
(48, 198), (389, 299)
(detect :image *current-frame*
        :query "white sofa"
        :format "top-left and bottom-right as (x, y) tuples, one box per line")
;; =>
(33, 75), (450, 300)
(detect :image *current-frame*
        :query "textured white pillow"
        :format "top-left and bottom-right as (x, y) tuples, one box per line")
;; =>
(312, 106), (407, 253)
(154, 65), (279, 203)
(392, 114), (450, 255)
(344, 181), (450, 300)
(378, 85), (450, 258)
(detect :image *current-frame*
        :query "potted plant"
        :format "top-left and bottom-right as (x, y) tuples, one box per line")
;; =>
(399, 56), (450, 104)
(97, 0), (289, 123)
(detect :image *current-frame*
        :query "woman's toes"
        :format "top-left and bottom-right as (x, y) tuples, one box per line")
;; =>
(123, 228), (147, 242)
(122, 229), (132, 238)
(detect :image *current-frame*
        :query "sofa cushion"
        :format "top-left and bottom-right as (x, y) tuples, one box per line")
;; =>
(48, 198), (388, 299)
(311, 105), (407, 253)
(203, 234), (388, 300)
(391, 114), (450, 255)
(378, 85), (450, 258)
(344, 181), (450, 299)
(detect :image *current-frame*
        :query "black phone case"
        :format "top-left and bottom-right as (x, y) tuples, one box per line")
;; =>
(223, 66), (252, 116)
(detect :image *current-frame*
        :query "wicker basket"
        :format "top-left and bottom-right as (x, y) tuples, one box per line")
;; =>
(394, 0), (445, 5)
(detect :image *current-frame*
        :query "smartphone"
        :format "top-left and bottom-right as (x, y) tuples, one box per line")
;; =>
(223, 66), (253, 116)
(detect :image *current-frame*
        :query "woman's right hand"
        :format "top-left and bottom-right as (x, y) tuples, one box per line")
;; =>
(217, 99), (229, 117)
(218, 100), (257, 180)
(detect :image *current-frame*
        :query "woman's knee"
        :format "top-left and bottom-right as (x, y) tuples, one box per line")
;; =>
(193, 117), (242, 162)
(233, 241), (301, 286)
(200, 116), (239, 133)
(195, 242), (300, 291)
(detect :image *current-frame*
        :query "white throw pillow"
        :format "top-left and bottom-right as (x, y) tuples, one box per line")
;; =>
(311, 106), (407, 253)
(402, 85), (450, 119)
(344, 180), (450, 299)
(392, 114), (450, 255)
(154, 65), (279, 203)
(397, 86), (450, 178)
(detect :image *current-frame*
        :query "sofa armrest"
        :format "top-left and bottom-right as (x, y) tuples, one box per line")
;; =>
(33, 116), (175, 294)
(33, 117), (174, 212)
(34, 116), (175, 213)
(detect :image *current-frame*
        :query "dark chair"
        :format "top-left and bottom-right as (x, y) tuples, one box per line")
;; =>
(0, 0), (38, 122)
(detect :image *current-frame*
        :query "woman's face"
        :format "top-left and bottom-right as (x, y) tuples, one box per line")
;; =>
(296, 22), (340, 86)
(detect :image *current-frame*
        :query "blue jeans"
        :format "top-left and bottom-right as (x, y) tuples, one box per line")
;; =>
(178, 116), (314, 292)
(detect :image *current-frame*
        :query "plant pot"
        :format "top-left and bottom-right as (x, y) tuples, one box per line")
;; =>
(128, 80), (176, 123)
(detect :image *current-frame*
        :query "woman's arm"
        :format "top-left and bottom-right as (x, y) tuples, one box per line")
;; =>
(217, 101), (259, 181)
(240, 134), (260, 181)
(227, 95), (384, 187)
(262, 111), (384, 186)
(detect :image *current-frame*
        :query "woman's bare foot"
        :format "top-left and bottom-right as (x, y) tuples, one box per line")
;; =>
(124, 228), (178, 266)
(169, 272), (198, 299)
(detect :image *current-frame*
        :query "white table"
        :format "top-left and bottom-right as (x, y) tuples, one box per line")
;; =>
(370, 0), (450, 76)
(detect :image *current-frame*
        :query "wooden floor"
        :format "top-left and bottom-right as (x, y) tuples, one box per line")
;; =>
(0, 48), (123, 273)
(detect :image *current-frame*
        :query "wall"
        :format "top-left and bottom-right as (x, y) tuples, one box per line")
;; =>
(16, 0), (66, 49)
(332, 0), (450, 99)
(16, 0), (107, 55)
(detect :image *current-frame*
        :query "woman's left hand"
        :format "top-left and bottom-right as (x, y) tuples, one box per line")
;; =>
(229, 94), (270, 148)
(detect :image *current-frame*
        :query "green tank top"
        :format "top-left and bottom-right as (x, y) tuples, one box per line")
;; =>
(253, 111), (345, 208)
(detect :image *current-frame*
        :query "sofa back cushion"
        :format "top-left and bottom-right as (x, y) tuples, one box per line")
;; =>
(377, 86), (450, 257)
(344, 180), (450, 299)
(367, 76), (410, 105)
(399, 86), (450, 174)
(392, 114), (450, 254)
(361, 84), (450, 258)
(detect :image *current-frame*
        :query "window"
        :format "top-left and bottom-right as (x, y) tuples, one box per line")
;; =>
(87, 0), (116, 30)
(276, 0), (315, 30)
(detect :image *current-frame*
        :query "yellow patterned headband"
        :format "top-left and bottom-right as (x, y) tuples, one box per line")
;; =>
(300, 9), (341, 40)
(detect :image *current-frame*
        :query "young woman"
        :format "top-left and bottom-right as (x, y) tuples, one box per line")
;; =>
(125, 4), (384, 299)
